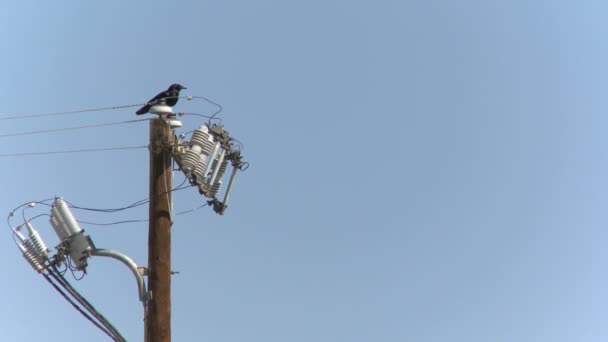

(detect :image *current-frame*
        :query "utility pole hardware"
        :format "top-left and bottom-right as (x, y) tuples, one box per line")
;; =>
(7, 88), (249, 342)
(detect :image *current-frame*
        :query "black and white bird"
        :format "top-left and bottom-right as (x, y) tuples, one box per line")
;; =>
(136, 83), (187, 115)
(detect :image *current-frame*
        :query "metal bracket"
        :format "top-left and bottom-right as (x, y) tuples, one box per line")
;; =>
(91, 248), (149, 309)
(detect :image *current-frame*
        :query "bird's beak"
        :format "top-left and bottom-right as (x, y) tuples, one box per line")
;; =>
(182, 86), (187, 90)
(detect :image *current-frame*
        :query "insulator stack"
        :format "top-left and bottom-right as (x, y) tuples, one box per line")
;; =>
(49, 212), (70, 242)
(181, 126), (215, 174)
(209, 180), (222, 196)
(26, 223), (49, 260)
(50, 198), (83, 241)
(192, 157), (206, 185)
(19, 240), (44, 272)
(215, 159), (229, 181)
(49, 197), (93, 271)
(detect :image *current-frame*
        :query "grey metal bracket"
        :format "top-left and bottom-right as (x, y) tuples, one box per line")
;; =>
(91, 248), (149, 309)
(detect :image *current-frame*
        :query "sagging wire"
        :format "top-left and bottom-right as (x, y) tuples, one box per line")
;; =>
(186, 95), (223, 123)
(0, 95), (220, 121)
(62, 176), (198, 226)
(0, 145), (148, 158)
(66, 176), (190, 214)
(178, 112), (223, 125)
(0, 118), (150, 139)
(77, 219), (148, 226)
(41, 272), (119, 341)
(174, 203), (209, 216)
(47, 263), (126, 341)
(0, 103), (146, 121)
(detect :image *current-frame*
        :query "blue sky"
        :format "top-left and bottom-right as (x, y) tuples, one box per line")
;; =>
(2, 1), (608, 341)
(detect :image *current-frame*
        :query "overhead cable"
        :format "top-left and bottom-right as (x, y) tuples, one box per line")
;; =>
(0, 118), (150, 138)
(0, 145), (148, 158)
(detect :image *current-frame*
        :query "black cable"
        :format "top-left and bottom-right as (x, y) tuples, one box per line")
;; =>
(77, 219), (148, 226)
(49, 264), (126, 341)
(26, 213), (51, 222)
(188, 96), (223, 122)
(0, 145), (147, 158)
(175, 203), (209, 216)
(0, 118), (150, 138)
(0, 95), (219, 121)
(7, 198), (54, 230)
(43, 271), (118, 341)
(179, 112), (223, 124)
(70, 267), (87, 281)
(67, 198), (149, 213)
(230, 137), (245, 151)
(0, 103), (145, 121)
(67, 176), (190, 214)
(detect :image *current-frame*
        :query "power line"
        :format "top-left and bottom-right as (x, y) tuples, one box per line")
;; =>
(0, 95), (222, 121)
(77, 219), (148, 226)
(75, 201), (209, 227)
(0, 118), (150, 139)
(48, 265), (126, 341)
(0, 103), (144, 121)
(42, 272), (118, 341)
(0, 145), (147, 158)
(188, 96), (223, 117)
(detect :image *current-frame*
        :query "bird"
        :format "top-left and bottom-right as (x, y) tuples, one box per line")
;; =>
(136, 83), (187, 115)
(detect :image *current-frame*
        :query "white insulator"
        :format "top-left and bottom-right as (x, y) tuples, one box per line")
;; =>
(49, 212), (71, 242)
(181, 126), (215, 173)
(202, 137), (215, 156)
(26, 223), (48, 260)
(190, 125), (210, 147)
(214, 159), (229, 180)
(52, 198), (83, 239)
(191, 127), (215, 155)
(149, 104), (174, 115)
(209, 180), (222, 196)
(19, 241), (44, 272)
(181, 149), (200, 172)
(192, 156), (207, 185)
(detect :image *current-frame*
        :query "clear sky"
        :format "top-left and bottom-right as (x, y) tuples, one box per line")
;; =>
(2, 1), (608, 341)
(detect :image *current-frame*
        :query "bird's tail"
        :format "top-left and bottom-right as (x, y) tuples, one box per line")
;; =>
(135, 105), (150, 115)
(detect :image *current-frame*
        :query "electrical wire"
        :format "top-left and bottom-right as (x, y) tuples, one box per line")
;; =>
(75, 200), (208, 226)
(0, 95), (221, 121)
(0, 118), (150, 138)
(188, 95), (223, 121)
(174, 203), (209, 216)
(77, 219), (148, 226)
(68, 179), (203, 227)
(67, 176), (189, 214)
(179, 112), (223, 124)
(7, 198), (54, 230)
(48, 264), (126, 341)
(25, 213), (51, 223)
(0, 145), (148, 158)
(0, 103), (145, 121)
(42, 271), (118, 341)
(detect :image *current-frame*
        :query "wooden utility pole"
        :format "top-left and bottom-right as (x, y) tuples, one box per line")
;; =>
(146, 118), (173, 342)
